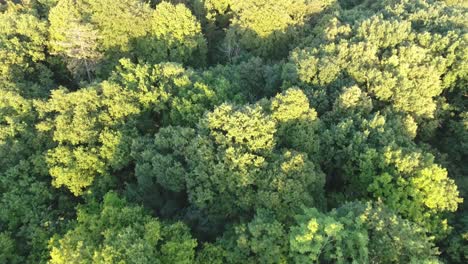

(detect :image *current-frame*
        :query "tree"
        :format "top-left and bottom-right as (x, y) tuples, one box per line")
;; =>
(224, 0), (335, 59)
(49, 0), (207, 81)
(0, 4), (53, 97)
(290, 202), (440, 263)
(318, 85), (462, 238)
(283, 0), (467, 118)
(0, 232), (20, 264)
(0, 91), (38, 168)
(49, 192), (197, 264)
(134, 2), (207, 66)
(0, 158), (75, 263)
(200, 57), (284, 103)
(131, 88), (325, 221)
(110, 59), (220, 126)
(48, 0), (152, 80)
(35, 82), (146, 195)
(49, 19), (102, 82)
(218, 209), (289, 263)
(36, 59), (231, 195)
(0, 0), (465, 263)
(290, 207), (368, 263)
(202, 201), (439, 263)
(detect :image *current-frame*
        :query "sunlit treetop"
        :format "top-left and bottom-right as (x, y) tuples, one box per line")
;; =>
(284, 0), (467, 118)
(49, 192), (197, 264)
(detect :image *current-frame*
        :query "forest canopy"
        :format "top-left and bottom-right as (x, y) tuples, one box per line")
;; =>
(0, 0), (467, 263)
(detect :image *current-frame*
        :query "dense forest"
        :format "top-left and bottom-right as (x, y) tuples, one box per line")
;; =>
(0, 0), (467, 263)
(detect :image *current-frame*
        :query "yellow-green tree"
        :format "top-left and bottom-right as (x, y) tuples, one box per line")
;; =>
(49, 192), (197, 264)
(0, 5), (53, 97)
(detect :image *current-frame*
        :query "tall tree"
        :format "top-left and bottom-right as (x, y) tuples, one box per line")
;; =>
(49, 192), (197, 264)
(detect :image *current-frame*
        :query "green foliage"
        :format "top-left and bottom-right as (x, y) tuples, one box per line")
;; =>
(130, 89), (325, 222)
(219, 209), (289, 263)
(49, 192), (197, 264)
(319, 88), (462, 237)
(0, 0), (466, 263)
(35, 58), (239, 195)
(225, 0), (335, 59)
(290, 207), (368, 263)
(35, 82), (146, 195)
(0, 5), (53, 97)
(131, 126), (194, 193)
(185, 93), (324, 219)
(284, 0), (468, 118)
(336, 202), (440, 263)
(0, 89), (73, 263)
(0, 159), (73, 263)
(205, 201), (439, 263)
(269, 88), (322, 158)
(289, 202), (440, 263)
(0, 91), (38, 168)
(48, 0), (207, 80)
(48, 0), (152, 79)
(134, 2), (207, 66)
(110, 59), (220, 126)
(200, 56), (284, 102)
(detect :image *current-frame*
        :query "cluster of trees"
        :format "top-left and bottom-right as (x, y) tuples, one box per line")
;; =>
(0, 0), (466, 263)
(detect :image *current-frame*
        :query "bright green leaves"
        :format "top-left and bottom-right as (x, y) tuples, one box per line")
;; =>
(285, 0), (467, 118)
(289, 202), (440, 263)
(270, 88), (321, 157)
(225, 0), (335, 59)
(49, 192), (197, 264)
(0, 6), (52, 97)
(48, 0), (207, 80)
(208, 201), (439, 263)
(290, 207), (368, 263)
(220, 209), (289, 263)
(204, 103), (276, 153)
(356, 15), (412, 49)
(48, 0), (105, 81)
(35, 83), (147, 195)
(337, 202), (441, 263)
(0, 91), (46, 172)
(48, 0), (152, 79)
(194, 0), (335, 61)
(35, 58), (236, 195)
(271, 88), (317, 123)
(46, 146), (105, 195)
(0, 91), (34, 144)
(0, 1), (465, 263)
(132, 88), (325, 220)
(368, 44), (446, 117)
(36, 88), (102, 145)
(0, 7), (47, 68)
(257, 151), (325, 219)
(111, 59), (220, 126)
(186, 103), (277, 216)
(277, 1), (466, 242)
(135, 2), (207, 66)
(320, 90), (463, 237)
(287, 39), (447, 117)
(82, 0), (151, 51)
(368, 148), (462, 236)
(333, 85), (373, 114)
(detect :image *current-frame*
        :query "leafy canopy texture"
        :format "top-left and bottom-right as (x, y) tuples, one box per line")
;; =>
(132, 88), (325, 220)
(49, 192), (197, 264)
(0, 0), (466, 263)
(48, 0), (207, 79)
